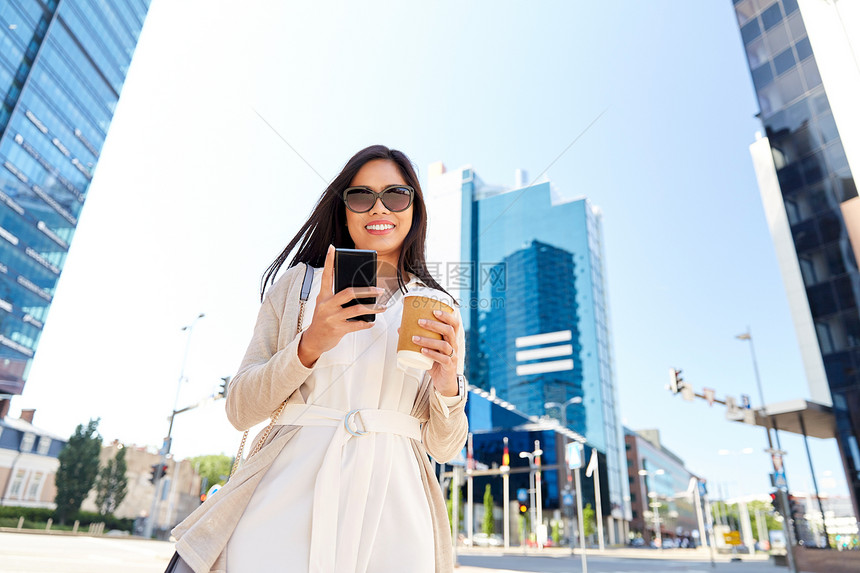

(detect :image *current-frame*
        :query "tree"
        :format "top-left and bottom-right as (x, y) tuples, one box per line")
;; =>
(54, 419), (102, 524)
(582, 503), (597, 538)
(188, 454), (232, 490)
(94, 447), (129, 516)
(713, 499), (782, 534)
(482, 484), (495, 535)
(446, 483), (464, 535)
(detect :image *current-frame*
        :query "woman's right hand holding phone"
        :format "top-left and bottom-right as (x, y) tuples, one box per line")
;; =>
(297, 245), (385, 368)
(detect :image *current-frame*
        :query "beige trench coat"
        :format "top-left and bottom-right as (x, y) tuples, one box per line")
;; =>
(171, 263), (469, 572)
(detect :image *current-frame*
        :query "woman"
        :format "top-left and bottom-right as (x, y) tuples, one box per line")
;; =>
(172, 145), (468, 573)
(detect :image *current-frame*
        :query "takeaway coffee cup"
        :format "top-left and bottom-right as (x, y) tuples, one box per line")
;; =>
(397, 292), (454, 370)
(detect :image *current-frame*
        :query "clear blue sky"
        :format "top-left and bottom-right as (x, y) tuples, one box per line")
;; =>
(19, 0), (848, 499)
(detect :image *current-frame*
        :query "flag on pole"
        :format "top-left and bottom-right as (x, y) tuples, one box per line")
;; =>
(585, 448), (598, 478)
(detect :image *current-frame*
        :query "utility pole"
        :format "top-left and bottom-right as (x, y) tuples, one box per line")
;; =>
(143, 313), (204, 539)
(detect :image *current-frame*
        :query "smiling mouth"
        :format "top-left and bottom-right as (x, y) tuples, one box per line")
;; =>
(366, 224), (395, 231)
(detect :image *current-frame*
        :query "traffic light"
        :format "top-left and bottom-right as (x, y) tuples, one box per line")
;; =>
(199, 477), (209, 504)
(149, 463), (168, 484)
(769, 489), (786, 517)
(668, 368), (684, 394)
(217, 376), (231, 399)
(519, 502), (528, 515)
(789, 497), (803, 522)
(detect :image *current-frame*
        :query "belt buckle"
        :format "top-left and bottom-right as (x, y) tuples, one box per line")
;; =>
(344, 409), (368, 437)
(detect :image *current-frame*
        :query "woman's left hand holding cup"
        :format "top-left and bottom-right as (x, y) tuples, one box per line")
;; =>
(399, 309), (460, 397)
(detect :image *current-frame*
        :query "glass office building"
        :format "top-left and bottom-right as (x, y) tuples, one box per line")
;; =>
(732, 0), (860, 517)
(0, 1), (150, 396)
(625, 428), (699, 546)
(425, 164), (631, 541)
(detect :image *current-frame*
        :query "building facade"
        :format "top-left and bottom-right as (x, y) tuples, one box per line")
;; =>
(424, 164), (631, 542)
(463, 386), (626, 545)
(624, 428), (700, 546)
(0, 408), (66, 508)
(731, 0), (860, 517)
(0, 0), (151, 400)
(80, 441), (202, 538)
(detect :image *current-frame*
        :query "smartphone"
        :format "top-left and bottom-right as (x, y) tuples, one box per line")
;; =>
(334, 248), (377, 322)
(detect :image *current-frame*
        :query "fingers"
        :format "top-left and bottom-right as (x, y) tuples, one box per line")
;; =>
(417, 344), (456, 366)
(345, 318), (377, 333)
(411, 334), (455, 357)
(333, 286), (385, 305)
(320, 244), (335, 296)
(417, 315), (455, 340)
(338, 302), (386, 321)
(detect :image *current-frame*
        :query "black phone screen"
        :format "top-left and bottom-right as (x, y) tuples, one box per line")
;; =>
(334, 248), (377, 322)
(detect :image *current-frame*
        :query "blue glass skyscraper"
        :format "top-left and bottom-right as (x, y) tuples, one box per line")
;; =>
(0, 1), (150, 398)
(426, 164), (631, 541)
(732, 0), (860, 518)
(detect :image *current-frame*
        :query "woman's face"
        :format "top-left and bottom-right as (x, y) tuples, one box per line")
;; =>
(345, 159), (414, 271)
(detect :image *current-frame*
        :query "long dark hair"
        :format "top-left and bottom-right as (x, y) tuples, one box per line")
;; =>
(261, 144), (456, 305)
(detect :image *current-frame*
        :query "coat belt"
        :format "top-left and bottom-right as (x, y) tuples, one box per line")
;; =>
(276, 404), (422, 573)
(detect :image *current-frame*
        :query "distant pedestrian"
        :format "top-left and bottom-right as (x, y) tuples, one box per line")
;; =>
(170, 145), (469, 573)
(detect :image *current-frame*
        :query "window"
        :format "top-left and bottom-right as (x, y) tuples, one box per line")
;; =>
(761, 3), (783, 30)
(746, 37), (769, 69)
(741, 18), (761, 45)
(20, 432), (35, 452)
(795, 37), (812, 61)
(752, 63), (774, 90)
(803, 59), (822, 89)
(8, 469), (26, 498)
(37, 436), (51, 455)
(773, 48), (796, 76)
(783, 0), (799, 16)
(26, 472), (43, 499)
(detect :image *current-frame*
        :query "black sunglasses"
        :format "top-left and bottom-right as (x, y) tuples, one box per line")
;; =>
(342, 185), (415, 213)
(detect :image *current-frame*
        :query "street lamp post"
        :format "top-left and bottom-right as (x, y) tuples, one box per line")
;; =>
(143, 312), (205, 539)
(520, 441), (544, 548)
(545, 397), (583, 486)
(545, 396), (583, 550)
(639, 468), (665, 549)
(737, 329), (804, 567)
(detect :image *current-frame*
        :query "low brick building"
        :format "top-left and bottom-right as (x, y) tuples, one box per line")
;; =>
(81, 441), (203, 536)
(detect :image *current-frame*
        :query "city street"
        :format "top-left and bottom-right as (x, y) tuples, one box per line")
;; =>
(0, 531), (789, 573)
(458, 553), (781, 573)
(0, 532), (175, 573)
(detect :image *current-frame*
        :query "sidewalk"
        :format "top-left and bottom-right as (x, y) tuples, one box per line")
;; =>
(454, 545), (772, 562)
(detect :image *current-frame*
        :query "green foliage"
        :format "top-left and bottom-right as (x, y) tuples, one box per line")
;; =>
(518, 510), (531, 542)
(94, 447), (129, 516)
(749, 499), (782, 531)
(582, 503), (596, 538)
(551, 520), (560, 544)
(0, 505), (132, 532)
(188, 454), (232, 490)
(710, 499), (782, 537)
(54, 419), (102, 524)
(0, 505), (54, 522)
(446, 484), (464, 534)
(482, 484), (495, 535)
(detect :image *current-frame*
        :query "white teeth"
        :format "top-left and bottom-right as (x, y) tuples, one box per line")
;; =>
(366, 224), (394, 230)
